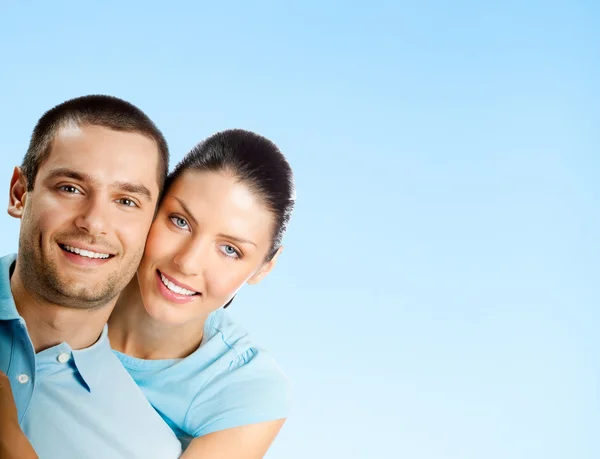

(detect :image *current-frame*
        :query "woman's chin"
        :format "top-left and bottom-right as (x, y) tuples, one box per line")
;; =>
(143, 300), (186, 325)
(142, 291), (216, 328)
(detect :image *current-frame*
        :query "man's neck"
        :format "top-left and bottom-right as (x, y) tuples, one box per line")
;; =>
(10, 264), (114, 353)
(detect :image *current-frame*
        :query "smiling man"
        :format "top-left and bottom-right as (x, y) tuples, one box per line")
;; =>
(0, 96), (182, 458)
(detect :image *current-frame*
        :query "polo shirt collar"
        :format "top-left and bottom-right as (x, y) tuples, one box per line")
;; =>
(0, 252), (109, 392)
(71, 325), (111, 391)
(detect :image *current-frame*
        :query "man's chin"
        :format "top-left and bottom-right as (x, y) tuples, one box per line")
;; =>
(50, 283), (120, 309)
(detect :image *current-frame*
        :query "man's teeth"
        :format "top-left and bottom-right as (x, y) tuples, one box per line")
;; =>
(62, 245), (110, 259)
(160, 273), (196, 296)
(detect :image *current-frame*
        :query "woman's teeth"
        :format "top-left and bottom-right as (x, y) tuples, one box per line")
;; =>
(160, 273), (197, 296)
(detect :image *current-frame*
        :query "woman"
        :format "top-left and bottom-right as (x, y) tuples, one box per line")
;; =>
(109, 128), (296, 458)
(2, 129), (296, 459)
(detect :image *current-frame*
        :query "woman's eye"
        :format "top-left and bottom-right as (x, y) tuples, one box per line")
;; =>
(220, 244), (240, 259)
(170, 216), (189, 229)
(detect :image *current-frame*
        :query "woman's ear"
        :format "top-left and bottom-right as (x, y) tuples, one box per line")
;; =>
(247, 246), (283, 285)
(7, 167), (28, 219)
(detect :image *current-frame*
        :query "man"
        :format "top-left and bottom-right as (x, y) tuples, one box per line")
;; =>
(0, 95), (182, 458)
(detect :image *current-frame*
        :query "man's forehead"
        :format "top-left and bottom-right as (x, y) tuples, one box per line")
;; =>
(56, 119), (82, 137)
(39, 126), (161, 193)
(52, 123), (156, 147)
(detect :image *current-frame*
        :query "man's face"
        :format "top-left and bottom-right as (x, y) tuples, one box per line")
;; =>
(14, 123), (160, 309)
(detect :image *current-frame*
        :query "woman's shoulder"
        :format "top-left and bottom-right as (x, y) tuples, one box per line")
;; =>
(190, 308), (287, 384)
(183, 309), (291, 437)
(203, 307), (251, 351)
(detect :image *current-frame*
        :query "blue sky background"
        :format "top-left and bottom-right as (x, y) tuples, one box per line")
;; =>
(1, 1), (598, 458)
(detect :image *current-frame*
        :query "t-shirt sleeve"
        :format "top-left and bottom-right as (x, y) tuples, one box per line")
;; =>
(183, 347), (291, 438)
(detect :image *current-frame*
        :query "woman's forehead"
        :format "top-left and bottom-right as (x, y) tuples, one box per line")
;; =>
(160, 170), (275, 237)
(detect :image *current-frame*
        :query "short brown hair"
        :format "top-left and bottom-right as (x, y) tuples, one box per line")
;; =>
(22, 95), (169, 192)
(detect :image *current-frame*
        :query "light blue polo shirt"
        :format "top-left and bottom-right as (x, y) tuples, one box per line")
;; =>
(114, 307), (291, 448)
(0, 254), (182, 459)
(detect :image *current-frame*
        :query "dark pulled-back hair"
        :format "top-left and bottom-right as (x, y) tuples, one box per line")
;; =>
(22, 94), (169, 192)
(165, 129), (296, 260)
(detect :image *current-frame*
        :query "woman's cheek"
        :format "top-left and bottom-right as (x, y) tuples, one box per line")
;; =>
(219, 267), (254, 301)
(145, 223), (172, 258)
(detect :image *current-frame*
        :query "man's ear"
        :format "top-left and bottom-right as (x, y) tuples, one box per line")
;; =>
(8, 167), (28, 219)
(247, 246), (283, 286)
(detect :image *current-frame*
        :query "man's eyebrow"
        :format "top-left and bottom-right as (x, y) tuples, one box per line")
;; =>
(45, 167), (90, 182)
(113, 181), (153, 202)
(45, 167), (153, 202)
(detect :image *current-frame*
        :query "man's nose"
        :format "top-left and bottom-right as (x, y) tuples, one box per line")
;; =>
(74, 195), (110, 237)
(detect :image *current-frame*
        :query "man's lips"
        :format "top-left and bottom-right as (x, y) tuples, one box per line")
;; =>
(58, 243), (116, 260)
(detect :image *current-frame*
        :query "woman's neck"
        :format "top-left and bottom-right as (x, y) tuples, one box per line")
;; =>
(108, 278), (207, 360)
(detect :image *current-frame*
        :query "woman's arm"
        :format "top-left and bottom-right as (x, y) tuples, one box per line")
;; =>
(0, 372), (39, 459)
(0, 428), (38, 459)
(3, 368), (285, 459)
(180, 419), (286, 459)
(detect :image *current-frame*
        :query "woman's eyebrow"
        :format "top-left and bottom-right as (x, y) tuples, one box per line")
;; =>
(217, 234), (257, 246)
(172, 196), (257, 246)
(173, 197), (198, 225)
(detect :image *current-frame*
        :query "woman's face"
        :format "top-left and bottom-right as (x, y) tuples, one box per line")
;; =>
(137, 169), (279, 325)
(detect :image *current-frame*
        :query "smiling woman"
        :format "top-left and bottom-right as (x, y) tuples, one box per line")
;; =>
(107, 129), (296, 459)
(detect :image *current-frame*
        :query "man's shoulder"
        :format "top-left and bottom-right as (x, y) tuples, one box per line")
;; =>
(0, 253), (16, 262)
(0, 253), (16, 285)
(0, 253), (18, 318)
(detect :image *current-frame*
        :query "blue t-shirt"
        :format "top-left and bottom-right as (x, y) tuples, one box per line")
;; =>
(0, 254), (182, 459)
(113, 308), (291, 447)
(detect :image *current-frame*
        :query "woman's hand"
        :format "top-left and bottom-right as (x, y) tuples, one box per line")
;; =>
(181, 419), (286, 459)
(0, 371), (19, 426)
(0, 371), (38, 459)
(0, 371), (19, 438)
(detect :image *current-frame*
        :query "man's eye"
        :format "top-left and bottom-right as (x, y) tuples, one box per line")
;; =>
(59, 185), (80, 194)
(118, 198), (138, 207)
